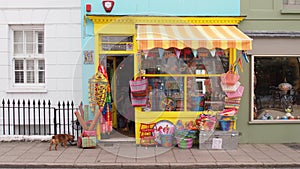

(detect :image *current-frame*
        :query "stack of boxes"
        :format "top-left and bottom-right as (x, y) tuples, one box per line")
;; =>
(78, 130), (97, 148)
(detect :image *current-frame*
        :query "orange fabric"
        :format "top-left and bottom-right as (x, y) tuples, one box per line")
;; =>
(137, 25), (252, 50)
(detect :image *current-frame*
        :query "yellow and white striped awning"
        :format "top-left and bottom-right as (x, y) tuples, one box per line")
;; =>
(137, 25), (252, 50)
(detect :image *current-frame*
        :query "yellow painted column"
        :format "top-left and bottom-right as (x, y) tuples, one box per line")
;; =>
(229, 48), (237, 71)
(94, 34), (99, 72)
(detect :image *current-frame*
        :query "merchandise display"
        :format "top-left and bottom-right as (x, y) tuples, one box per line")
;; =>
(134, 47), (243, 148)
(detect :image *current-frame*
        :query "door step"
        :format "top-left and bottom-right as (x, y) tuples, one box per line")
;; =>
(98, 137), (136, 143)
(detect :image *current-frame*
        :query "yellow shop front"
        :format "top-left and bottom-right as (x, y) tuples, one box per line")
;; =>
(87, 15), (252, 144)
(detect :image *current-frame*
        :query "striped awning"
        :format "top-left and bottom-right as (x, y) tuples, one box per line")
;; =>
(137, 25), (252, 50)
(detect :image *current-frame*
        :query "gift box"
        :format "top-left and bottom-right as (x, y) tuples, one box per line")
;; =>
(82, 136), (97, 148)
(82, 130), (96, 137)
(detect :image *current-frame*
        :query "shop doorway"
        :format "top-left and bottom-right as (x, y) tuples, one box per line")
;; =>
(106, 55), (135, 139)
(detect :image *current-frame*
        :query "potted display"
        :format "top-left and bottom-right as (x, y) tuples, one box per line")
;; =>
(174, 120), (197, 149)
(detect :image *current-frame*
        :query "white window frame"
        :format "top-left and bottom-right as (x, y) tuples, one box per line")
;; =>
(8, 25), (46, 92)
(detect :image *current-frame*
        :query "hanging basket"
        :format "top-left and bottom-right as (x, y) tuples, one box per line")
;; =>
(220, 70), (240, 85)
(129, 78), (148, 93)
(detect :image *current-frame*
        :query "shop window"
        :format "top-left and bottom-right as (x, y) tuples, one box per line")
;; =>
(252, 55), (300, 122)
(140, 47), (229, 112)
(11, 25), (45, 86)
(283, 0), (300, 11)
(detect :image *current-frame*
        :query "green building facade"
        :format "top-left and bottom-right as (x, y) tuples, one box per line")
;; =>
(238, 0), (300, 143)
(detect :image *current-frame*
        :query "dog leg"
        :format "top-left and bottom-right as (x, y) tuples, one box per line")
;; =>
(49, 140), (53, 151)
(63, 141), (67, 148)
(55, 144), (58, 151)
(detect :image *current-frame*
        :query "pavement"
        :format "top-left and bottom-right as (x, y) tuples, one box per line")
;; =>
(1, 141), (300, 169)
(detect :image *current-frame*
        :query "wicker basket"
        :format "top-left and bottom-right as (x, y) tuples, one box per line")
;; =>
(131, 96), (148, 107)
(176, 138), (193, 149)
(219, 120), (236, 131)
(160, 134), (173, 147)
(129, 78), (148, 93)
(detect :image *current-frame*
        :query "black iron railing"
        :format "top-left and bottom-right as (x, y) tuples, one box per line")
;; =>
(0, 99), (82, 139)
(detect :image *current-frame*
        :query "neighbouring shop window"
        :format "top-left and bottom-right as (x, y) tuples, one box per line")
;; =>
(283, 0), (300, 9)
(140, 47), (230, 112)
(252, 55), (300, 121)
(11, 25), (45, 85)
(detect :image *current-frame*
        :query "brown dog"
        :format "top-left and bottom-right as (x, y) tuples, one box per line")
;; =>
(49, 134), (74, 151)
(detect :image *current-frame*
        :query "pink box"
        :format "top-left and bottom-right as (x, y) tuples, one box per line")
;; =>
(82, 130), (96, 137)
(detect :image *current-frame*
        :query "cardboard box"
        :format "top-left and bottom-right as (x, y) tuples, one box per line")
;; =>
(82, 136), (97, 148)
(199, 130), (238, 150)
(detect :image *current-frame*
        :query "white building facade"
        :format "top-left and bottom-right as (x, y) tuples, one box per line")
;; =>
(0, 0), (82, 106)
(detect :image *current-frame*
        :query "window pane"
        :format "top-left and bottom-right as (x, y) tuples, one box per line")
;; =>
(26, 71), (35, 83)
(26, 44), (34, 54)
(38, 60), (45, 70)
(25, 31), (34, 43)
(26, 60), (34, 70)
(37, 32), (44, 54)
(38, 32), (44, 43)
(14, 44), (23, 55)
(283, 0), (300, 9)
(38, 71), (45, 83)
(253, 56), (300, 120)
(38, 44), (44, 54)
(15, 60), (24, 70)
(15, 71), (24, 83)
(14, 31), (23, 43)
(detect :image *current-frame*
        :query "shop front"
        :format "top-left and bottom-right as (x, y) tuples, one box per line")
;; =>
(83, 15), (252, 146)
(241, 35), (300, 143)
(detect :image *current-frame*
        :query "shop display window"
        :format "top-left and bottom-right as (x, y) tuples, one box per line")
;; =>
(140, 47), (229, 112)
(252, 55), (300, 121)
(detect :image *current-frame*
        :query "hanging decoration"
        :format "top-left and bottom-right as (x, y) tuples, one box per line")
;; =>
(242, 50), (249, 63)
(158, 48), (164, 59)
(193, 49), (198, 58)
(88, 64), (113, 135)
(210, 49), (216, 57)
(237, 58), (244, 73)
(175, 48), (181, 59)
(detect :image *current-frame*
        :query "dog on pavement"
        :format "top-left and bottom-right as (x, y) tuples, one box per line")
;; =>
(49, 134), (74, 151)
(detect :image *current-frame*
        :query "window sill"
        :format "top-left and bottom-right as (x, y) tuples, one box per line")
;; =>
(249, 120), (300, 124)
(6, 88), (47, 93)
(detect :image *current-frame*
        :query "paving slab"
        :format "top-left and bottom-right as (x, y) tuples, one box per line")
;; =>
(190, 149), (216, 162)
(226, 149), (256, 162)
(0, 142), (300, 168)
(173, 148), (196, 163)
(208, 149), (235, 162)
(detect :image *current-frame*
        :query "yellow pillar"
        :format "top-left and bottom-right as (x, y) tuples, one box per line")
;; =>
(229, 48), (237, 71)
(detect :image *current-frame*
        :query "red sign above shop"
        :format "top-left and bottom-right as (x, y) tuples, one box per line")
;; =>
(102, 0), (115, 13)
